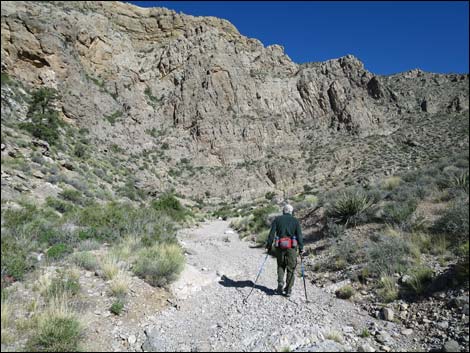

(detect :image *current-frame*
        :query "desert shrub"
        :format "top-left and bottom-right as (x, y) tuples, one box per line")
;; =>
(1, 241), (29, 280)
(335, 285), (355, 299)
(256, 229), (270, 245)
(71, 252), (98, 271)
(151, 194), (191, 222)
(77, 239), (101, 252)
(37, 227), (65, 246)
(104, 110), (123, 125)
(73, 143), (87, 158)
(265, 191), (276, 200)
(109, 271), (130, 298)
(133, 243), (184, 287)
(27, 300), (81, 352)
(324, 220), (345, 238)
(326, 189), (376, 226)
(59, 189), (82, 204)
(46, 244), (72, 260)
(382, 176), (402, 191)
(117, 179), (146, 201)
(1, 293), (13, 339)
(377, 275), (398, 303)
(46, 197), (74, 214)
(2, 203), (38, 229)
(404, 266), (434, 296)
(360, 328), (371, 338)
(250, 205), (278, 234)
(99, 255), (121, 280)
(110, 299), (124, 315)
(45, 270), (80, 299)
(367, 235), (413, 276)
(382, 200), (417, 229)
(333, 237), (363, 266)
(455, 242), (469, 283)
(74, 202), (178, 244)
(432, 197), (469, 243)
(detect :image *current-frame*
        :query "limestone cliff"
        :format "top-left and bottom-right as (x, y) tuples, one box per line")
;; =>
(1, 1), (469, 202)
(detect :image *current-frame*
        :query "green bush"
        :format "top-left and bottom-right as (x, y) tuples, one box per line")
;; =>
(432, 197), (469, 243)
(367, 235), (413, 276)
(46, 271), (80, 298)
(265, 191), (276, 200)
(256, 229), (270, 245)
(333, 237), (363, 266)
(1, 239), (29, 280)
(335, 285), (355, 299)
(59, 189), (82, 204)
(455, 242), (469, 283)
(27, 316), (81, 352)
(104, 110), (123, 125)
(73, 144), (87, 158)
(38, 228), (64, 246)
(71, 252), (98, 271)
(377, 275), (398, 303)
(133, 243), (184, 287)
(251, 205), (278, 233)
(382, 200), (417, 228)
(110, 299), (124, 315)
(46, 244), (72, 260)
(152, 194), (190, 223)
(326, 190), (376, 226)
(404, 266), (434, 296)
(46, 197), (75, 214)
(324, 220), (345, 238)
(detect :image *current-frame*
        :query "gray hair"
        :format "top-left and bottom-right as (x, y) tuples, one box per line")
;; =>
(283, 204), (294, 214)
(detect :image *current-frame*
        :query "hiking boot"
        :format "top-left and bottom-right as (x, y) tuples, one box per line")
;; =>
(276, 285), (284, 295)
(284, 292), (291, 298)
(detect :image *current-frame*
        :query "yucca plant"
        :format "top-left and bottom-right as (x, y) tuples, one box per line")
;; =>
(451, 170), (469, 194)
(327, 190), (376, 227)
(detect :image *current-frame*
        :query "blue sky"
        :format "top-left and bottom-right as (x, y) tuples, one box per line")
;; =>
(125, 1), (469, 75)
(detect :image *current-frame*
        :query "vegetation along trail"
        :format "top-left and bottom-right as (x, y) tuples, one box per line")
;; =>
(141, 220), (418, 352)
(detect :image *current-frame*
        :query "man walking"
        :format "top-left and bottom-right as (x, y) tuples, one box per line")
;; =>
(266, 204), (304, 297)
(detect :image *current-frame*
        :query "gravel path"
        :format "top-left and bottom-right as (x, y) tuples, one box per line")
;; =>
(141, 220), (420, 352)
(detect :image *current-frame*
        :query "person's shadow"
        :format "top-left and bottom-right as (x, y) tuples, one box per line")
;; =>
(218, 275), (276, 296)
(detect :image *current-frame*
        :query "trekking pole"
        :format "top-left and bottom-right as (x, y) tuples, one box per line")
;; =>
(243, 252), (269, 303)
(300, 254), (309, 303)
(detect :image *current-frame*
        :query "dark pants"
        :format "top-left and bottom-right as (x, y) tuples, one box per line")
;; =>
(276, 247), (297, 294)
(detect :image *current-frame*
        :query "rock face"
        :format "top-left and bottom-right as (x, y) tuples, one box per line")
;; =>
(1, 1), (469, 201)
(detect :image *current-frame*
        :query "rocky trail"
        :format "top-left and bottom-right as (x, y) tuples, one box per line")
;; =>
(140, 220), (420, 352)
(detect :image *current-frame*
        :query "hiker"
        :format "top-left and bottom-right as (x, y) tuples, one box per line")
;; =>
(265, 204), (304, 297)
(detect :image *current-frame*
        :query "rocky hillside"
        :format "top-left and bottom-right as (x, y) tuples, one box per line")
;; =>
(1, 1), (468, 204)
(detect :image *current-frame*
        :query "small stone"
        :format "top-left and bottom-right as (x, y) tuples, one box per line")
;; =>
(32, 170), (44, 179)
(381, 345), (391, 352)
(1, 143), (5, 151)
(382, 308), (394, 321)
(128, 335), (137, 345)
(401, 329), (413, 336)
(343, 326), (354, 333)
(437, 321), (449, 330)
(357, 343), (375, 352)
(442, 340), (460, 352)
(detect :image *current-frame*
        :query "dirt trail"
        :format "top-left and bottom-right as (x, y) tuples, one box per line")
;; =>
(141, 220), (420, 352)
